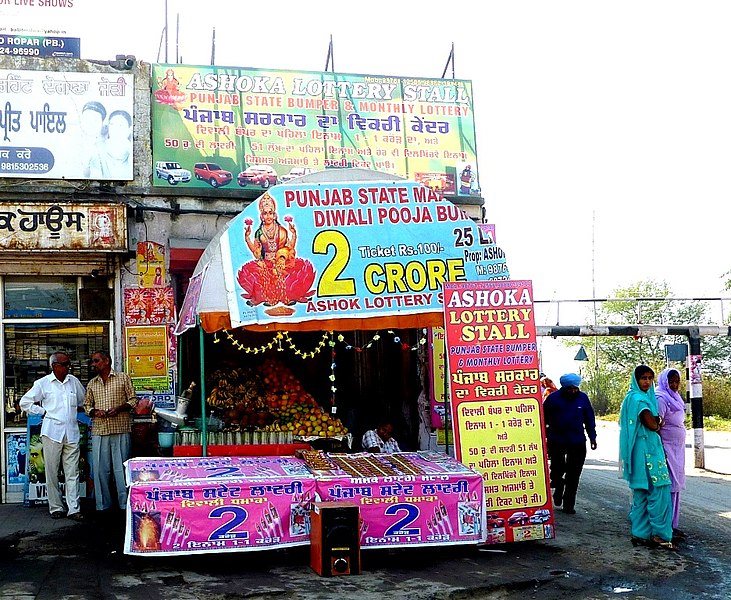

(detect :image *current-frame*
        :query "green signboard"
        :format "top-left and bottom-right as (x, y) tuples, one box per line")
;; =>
(151, 64), (481, 196)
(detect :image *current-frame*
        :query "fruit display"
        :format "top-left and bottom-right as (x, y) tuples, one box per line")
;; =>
(206, 358), (348, 438)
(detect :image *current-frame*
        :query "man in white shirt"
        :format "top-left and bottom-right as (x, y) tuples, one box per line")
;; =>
(20, 352), (87, 521)
(362, 422), (401, 454)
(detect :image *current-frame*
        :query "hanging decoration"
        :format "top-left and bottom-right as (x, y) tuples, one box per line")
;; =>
(329, 331), (337, 405)
(218, 329), (427, 356)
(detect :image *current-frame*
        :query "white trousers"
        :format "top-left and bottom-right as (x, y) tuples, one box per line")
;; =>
(41, 435), (81, 515)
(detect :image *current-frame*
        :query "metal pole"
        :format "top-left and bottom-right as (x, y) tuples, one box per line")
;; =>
(164, 0), (168, 63)
(443, 380), (450, 457)
(687, 329), (704, 469)
(211, 27), (216, 66)
(441, 43), (455, 79)
(198, 318), (207, 457)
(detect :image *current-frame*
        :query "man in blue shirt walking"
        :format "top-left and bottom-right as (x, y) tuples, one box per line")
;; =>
(543, 373), (597, 514)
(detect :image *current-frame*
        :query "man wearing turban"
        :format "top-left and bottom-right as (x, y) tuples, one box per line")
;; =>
(543, 373), (597, 514)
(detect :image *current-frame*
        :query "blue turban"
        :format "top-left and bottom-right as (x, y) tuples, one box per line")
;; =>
(559, 373), (582, 388)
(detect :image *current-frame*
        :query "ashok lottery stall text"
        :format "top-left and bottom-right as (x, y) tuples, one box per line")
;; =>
(124, 452), (485, 556)
(443, 280), (555, 544)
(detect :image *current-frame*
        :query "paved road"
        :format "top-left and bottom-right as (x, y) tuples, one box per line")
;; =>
(0, 421), (728, 599)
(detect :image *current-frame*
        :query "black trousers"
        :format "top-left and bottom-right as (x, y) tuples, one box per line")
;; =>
(548, 441), (587, 511)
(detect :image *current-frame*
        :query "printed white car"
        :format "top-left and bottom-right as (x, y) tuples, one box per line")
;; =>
(280, 167), (315, 183)
(155, 161), (191, 185)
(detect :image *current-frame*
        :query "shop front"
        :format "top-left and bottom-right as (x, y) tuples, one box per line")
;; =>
(0, 202), (128, 503)
(123, 172), (510, 555)
(171, 172), (509, 457)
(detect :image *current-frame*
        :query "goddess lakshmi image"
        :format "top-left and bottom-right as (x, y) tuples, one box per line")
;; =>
(153, 68), (186, 106)
(237, 193), (315, 315)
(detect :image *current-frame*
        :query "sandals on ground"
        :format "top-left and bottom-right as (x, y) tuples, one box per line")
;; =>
(631, 536), (677, 550)
(650, 536), (677, 550)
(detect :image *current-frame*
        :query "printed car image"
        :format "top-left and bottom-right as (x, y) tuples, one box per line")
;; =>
(237, 164), (278, 188)
(507, 511), (529, 526)
(529, 509), (551, 524)
(486, 513), (505, 529)
(155, 161), (191, 185)
(280, 166), (315, 183)
(194, 162), (233, 188)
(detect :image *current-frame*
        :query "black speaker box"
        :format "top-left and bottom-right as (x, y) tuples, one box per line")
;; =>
(310, 501), (361, 576)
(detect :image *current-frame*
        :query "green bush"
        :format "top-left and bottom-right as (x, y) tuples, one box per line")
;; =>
(698, 377), (731, 420)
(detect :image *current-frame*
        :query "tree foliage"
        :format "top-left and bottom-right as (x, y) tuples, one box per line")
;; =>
(567, 280), (731, 413)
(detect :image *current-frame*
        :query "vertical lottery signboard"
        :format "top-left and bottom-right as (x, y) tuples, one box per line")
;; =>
(443, 280), (554, 544)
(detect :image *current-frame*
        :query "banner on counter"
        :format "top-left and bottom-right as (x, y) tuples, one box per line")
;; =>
(125, 456), (317, 556)
(316, 472), (485, 548)
(442, 280), (554, 544)
(220, 181), (509, 328)
(0, 69), (133, 180)
(151, 64), (480, 195)
(126, 455), (313, 483)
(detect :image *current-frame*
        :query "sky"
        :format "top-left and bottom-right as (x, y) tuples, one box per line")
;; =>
(4, 0), (730, 375)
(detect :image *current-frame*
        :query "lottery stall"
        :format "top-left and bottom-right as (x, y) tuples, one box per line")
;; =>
(124, 455), (317, 555)
(301, 449), (485, 548)
(143, 170), (511, 556)
(172, 169), (509, 457)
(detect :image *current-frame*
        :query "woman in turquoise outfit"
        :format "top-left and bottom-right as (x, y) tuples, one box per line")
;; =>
(618, 365), (675, 549)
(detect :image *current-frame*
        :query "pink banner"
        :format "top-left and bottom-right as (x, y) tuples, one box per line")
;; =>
(173, 264), (207, 335)
(315, 452), (485, 548)
(125, 476), (317, 555)
(124, 453), (485, 555)
(126, 455), (312, 483)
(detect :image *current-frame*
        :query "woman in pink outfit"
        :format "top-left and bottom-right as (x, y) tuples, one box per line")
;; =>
(656, 368), (686, 540)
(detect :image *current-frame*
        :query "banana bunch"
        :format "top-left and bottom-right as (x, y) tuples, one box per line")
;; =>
(207, 387), (235, 409)
(206, 367), (266, 411)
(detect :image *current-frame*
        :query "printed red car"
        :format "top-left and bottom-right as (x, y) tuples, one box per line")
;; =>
(486, 513), (505, 529)
(507, 511), (529, 526)
(237, 164), (278, 188)
(194, 162), (233, 188)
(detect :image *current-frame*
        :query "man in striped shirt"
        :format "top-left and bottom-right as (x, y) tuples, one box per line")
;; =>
(84, 351), (138, 513)
(362, 422), (401, 454)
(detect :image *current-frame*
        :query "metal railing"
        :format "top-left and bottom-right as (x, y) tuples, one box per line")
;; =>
(534, 297), (731, 331)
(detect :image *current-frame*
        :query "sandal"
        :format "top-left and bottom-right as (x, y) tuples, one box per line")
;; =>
(672, 528), (687, 540)
(650, 536), (676, 550)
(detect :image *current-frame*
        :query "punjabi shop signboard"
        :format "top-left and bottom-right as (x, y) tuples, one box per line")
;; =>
(151, 64), (480, 196)
(0, 202), (127, 251)
(442, 280), (554, 544)
(218, 180), (508, 330)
